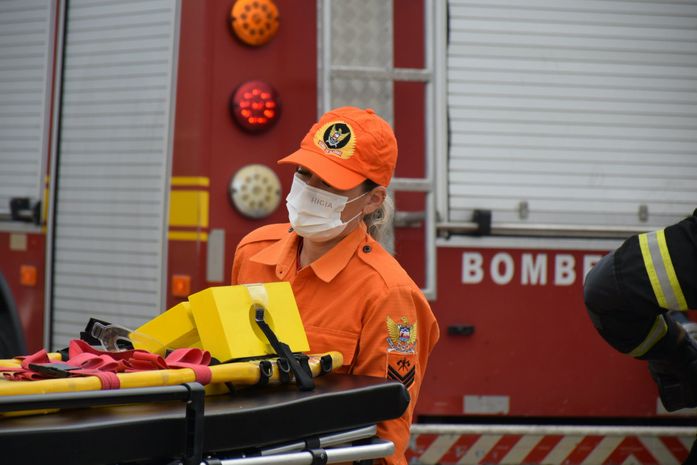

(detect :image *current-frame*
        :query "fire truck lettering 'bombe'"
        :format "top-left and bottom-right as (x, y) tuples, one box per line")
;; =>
(461, 252), (603, 286)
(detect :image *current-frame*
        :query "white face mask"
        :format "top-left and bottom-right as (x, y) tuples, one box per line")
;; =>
(286, 173), (367, 242)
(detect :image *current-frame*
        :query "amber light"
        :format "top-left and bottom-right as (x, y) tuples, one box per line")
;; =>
(20, 265), (37, 287)
(172, 274), (191, 298)
(230, 0), (280, 47)
(230, 80), (281, 133)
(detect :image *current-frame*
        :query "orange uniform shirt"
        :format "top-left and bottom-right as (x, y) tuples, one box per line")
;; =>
(231, 222), (439, 465)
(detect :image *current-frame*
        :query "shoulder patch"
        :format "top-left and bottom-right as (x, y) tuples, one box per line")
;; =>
(386, 316), (417, 353)
(238, 223), (292, 248)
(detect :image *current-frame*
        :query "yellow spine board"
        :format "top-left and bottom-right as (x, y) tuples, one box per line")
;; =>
(0, 352), (343, 397)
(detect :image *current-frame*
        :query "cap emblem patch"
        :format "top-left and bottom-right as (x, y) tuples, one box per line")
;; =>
(313, 121), (356, 159)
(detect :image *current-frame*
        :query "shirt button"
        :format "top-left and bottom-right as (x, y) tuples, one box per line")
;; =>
(362, 245), (372, 253)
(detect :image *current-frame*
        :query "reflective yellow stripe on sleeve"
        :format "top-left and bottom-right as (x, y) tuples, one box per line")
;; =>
(629, 314), (668, 358)
(656, 229), (688, 311)
(638, 230), (688, 311)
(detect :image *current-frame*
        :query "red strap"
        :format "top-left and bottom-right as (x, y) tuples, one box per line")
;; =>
(124, 351), (168, 371)
(70, 369), (121, 389)
(1, 350), (52, 381)
(165, 348), (212, 385)
(21, 349), (51, 369)
(1, 342), (212, 386)
(2, 369), (44, 381)
(69, 352), (123, 372)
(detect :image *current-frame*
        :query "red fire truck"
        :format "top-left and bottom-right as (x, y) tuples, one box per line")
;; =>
(1, 0), (696, 463)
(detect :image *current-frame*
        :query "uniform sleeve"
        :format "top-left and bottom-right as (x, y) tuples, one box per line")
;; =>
(351, 285), (439, 465)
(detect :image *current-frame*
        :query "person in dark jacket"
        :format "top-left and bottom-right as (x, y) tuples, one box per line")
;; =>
(584, 210), (697, 412)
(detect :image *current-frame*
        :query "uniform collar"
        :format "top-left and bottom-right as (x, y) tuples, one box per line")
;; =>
(249, 226), (298, 280)
(310, 222), (368, 283)
(250, 223), (368, 283)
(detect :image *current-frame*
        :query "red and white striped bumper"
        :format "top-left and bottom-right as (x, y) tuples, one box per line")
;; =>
(407, 425), (697, 465)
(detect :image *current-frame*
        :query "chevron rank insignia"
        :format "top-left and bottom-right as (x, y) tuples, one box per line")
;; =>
(387, 352), (416, 389)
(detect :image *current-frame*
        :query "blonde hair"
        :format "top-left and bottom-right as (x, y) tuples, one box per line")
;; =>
(361, 178), (394, 246)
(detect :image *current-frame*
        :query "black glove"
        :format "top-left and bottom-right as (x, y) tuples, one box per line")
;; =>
(648, 324), (697, 411)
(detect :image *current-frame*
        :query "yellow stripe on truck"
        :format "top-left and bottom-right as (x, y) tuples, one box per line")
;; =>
(168, 231), (209, 242)
(168, 176), (210, 241)
(171, 176), (210, 187)
(169, 190), (209, 228)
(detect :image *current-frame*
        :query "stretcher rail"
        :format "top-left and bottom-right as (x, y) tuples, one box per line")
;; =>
(207, 438), (394, 465)
(261, 425), (377, 455)
(0, 382), (204, 413)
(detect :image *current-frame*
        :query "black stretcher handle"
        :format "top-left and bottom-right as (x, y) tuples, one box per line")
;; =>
(254, 305), (315, 391)
(0, 383), (205, 465)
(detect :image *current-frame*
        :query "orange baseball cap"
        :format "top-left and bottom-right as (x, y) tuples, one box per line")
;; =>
(278, 106), (398, 190)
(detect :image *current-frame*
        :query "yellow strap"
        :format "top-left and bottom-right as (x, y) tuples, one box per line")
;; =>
(629, 314), (668, 358)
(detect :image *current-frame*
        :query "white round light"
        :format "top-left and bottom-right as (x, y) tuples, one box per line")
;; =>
(229, 164), (282, 219)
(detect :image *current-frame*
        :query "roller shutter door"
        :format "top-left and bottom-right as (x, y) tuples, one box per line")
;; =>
(447, 0), (697, 229)
(50, 0), (179, 349)
(0, 0), (54, 218)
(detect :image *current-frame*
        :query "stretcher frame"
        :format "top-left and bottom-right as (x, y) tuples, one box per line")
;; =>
(0, 374), (409, 465)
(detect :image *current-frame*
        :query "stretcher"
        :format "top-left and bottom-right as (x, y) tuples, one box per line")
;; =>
(0, 284), (409, 463)
(0, 373), (409, 465)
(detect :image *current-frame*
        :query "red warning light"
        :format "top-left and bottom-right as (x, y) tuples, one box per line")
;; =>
(230, 80), (281, 133)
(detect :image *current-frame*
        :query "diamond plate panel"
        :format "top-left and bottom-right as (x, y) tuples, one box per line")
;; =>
(330, 78), (393, 126)
(330, 0), (392, 67)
